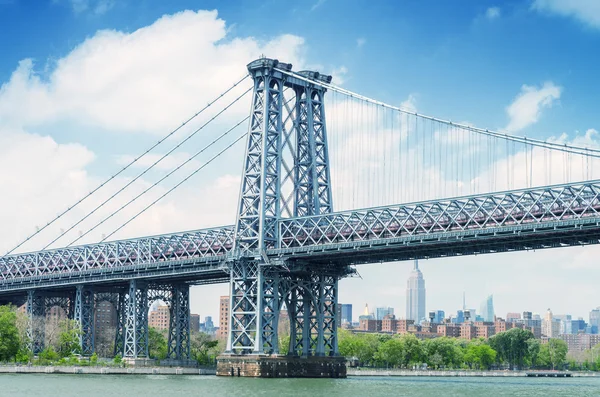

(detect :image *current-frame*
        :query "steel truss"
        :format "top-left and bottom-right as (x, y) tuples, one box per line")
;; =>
(26, 290), (46, 354)
(167, 284), (191, 360)
(0, 226), (234, 283)
(123, 280), (148, 358)
(227, 58), (335, 356)
(284, 272), (338, 357)
(278, 180), (600, 251)
(114, 291), (126, 357)
(74, 286), (95, 355)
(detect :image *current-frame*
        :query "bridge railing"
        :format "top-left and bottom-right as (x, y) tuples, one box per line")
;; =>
(278, 180), (600, 248)
(0, 226), (235, 282)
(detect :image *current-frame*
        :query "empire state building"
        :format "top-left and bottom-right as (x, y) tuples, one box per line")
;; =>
(406, 259), (426, 323)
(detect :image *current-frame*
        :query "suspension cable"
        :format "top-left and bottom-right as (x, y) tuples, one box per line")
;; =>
(65, 117), (249, 248)
(275, 68), (600, 158)
(99, 132), (247, 243)
(5, 73), (250, 255)
(42, 87), (252, 250)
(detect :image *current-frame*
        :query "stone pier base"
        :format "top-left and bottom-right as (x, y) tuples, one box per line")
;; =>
(216, 355), (347, 378)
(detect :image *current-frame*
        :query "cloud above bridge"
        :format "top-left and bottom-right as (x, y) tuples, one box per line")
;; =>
(505, 81), (561, 132)
(0, 9), (307, 254)
(533, 0), (600, 29)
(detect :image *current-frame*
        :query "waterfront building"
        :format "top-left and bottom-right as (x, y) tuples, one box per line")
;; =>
(381, 314), (397, 333)
(560, 334), (600, 352)
(406, 260), (426, 322)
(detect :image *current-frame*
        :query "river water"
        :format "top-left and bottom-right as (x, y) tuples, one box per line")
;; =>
(2, 374), (600, 396)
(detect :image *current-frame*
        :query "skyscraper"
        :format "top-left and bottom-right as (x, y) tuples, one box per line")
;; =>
(590, 307), (600, 334)
(479, 295), (495, 322)
(406, 259), (425, 322)
(341, 304), (353, 324)
(376, 307), (394, 320)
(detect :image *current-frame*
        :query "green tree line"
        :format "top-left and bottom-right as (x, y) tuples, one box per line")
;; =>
(0, 305), (224, 366)
(338, 328), (575, 370)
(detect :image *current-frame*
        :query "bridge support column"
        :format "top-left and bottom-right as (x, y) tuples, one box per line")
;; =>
(74, 285), (95, 355)
(26, 290), (46, 354)
(166, 284), (191, 360)
(123, 280), (148, 360)
(114, 290), (126, 357)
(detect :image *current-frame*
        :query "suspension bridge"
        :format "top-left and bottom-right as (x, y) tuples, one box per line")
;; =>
(1, 57), (600, 377)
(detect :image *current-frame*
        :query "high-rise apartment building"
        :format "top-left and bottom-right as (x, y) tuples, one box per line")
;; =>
(376, 307), (394, 321)
(218, 295), (229, 339)
(590, 307), (600, 334)
(506, 312), (521, 323)
(149, 304), (170, 330)
(190, 314), (200, 333)
(479, 295), (494, 322)
(542, 309), (560, 338)
(341, 304), (353, 325)
(406, 260), (425, 323)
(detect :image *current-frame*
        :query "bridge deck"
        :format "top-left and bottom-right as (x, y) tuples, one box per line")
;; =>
(2, 180), (600, 293)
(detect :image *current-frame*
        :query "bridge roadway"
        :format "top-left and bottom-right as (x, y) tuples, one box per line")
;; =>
(2, 179), (600, 296)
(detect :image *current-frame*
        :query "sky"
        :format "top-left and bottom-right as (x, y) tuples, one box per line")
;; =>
(1, 0), (600, 324)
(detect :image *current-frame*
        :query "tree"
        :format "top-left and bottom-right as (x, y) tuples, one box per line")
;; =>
(464, 343), (497, 370)
(148, 327), (167, 360)
(489, 328), (534, 370)
(423, 338), (464, 369)
(398, 334), (422, 368)
(0, 306), (21, 362)
(190, 332), (220, 365)
(57, 320), (82, 358)
(546, 338), (568, 370)
(374, 338), (404, 368)
(338, 331), (379, 366)
(527, 338), (541, 368)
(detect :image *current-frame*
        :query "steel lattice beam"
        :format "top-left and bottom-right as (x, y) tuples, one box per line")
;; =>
(74, 285), (95, 355)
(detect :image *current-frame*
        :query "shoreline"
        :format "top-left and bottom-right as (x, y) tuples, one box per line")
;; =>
(1, 366), (599, 378)
(0, 366), (216, 375)
(347, 369), (600, 377)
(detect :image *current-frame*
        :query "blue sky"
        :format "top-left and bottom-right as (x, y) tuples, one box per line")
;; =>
(1, 0), (600, 322)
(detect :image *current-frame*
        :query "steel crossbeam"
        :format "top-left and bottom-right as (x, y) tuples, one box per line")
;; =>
(277, 181), (600, 252)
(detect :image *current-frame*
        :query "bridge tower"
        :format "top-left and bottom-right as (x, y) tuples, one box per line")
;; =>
(217, 58), (347, 377)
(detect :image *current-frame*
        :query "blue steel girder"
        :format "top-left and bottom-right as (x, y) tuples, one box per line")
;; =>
(0, 226), (234, 285)
(275, 180), (600, 261)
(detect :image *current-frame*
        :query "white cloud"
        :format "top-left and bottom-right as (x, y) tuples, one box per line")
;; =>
(0, 10), (306, 135)
(485, 7), (501, 20)
(311, 0), (326, 11)
(330, 66), (348, 85)
(505, 82), (561, 132)
(356, 38), (366, 48)
(59, 0), (115, 15)
(533, 0), (600, 29)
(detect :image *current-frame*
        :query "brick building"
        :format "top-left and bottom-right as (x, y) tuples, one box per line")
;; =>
(149, 304), (170, 330)
(218, 295), (229, 340)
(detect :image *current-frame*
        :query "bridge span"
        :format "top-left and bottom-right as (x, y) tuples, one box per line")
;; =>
(2, 57), (600, 377)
